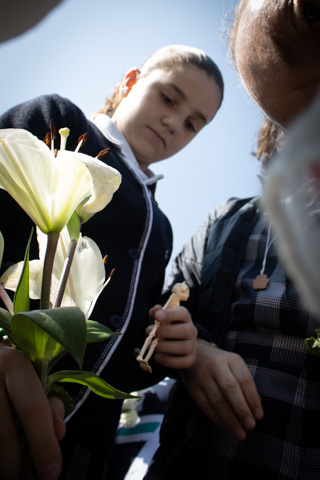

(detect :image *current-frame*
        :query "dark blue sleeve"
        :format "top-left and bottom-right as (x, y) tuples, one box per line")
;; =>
(0, 94), (89, 150)
(0, 94), (90, 270)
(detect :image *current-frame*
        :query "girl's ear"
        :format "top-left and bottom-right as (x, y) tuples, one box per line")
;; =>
(119, 68), (140, 97)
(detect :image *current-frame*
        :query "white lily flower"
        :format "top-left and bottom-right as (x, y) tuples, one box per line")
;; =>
(0, 227), (108, 319)
(0, 259), (42, 300)
(49, 227), (107, 317)
(76, 153), (122, 223)
(0, 129), (93, 233)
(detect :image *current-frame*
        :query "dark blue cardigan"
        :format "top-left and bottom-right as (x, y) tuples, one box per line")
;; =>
(0, 94), (173, 478)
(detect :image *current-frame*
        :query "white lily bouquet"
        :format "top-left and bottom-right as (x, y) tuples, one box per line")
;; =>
(0, 126), (133, 417)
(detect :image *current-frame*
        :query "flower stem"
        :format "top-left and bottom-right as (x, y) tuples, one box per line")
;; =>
(34, 359), (50, 393)
(40, 231), (59, 310)
(0, 284), (13, 315)
(54, 239), (77, 308)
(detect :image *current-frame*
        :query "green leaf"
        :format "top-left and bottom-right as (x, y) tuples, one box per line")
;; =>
(11, 307), (86, 368)
(13, 228), (33, 314)
(11, 314), (62, 365)
(305, 337), (320, 356)
(48, 370), (137, 400)
(0, 231), (4, 269)
(86, 320), (120, 343)
(67, 210), (81, 241)
(305, 328), (320, 357)
(0, 307), (12, 334)
(48, 383), (75, 417)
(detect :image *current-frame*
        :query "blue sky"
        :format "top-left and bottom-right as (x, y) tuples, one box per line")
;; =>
(0, 0), (263, 266)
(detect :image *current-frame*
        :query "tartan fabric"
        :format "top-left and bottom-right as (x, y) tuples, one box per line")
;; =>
(229, 215), (320, 339)
(195, 215), (320, 479)
(145, 214), (320, 480)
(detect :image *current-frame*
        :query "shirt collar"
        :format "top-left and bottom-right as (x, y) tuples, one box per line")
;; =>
(91, 114), (164, 186)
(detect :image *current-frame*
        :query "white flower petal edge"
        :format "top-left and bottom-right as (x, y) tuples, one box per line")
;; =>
(76, 153), (122, 223)
(0, 259), (43, 300)
(38, 227), (107, 318)
(0, 129), (93, 233)
(1, 225), (108, 320)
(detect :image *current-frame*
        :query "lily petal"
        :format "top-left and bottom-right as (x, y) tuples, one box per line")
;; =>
(0, 259), (43, 300)
(38, 227), (106, 318)
(0, 129), (93, 233)
(1, 223), (107, 320)
(75, 153), (122, 223)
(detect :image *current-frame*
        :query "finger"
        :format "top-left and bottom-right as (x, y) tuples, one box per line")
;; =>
(230, 360), (264, 422)
(191, 346), (256, 437)
(183, 372), (248, 441)
(155, 306), (191, 324)
(204, 385), (249, 441)
(214, 359), (259, 433)
(155, 338), (195, 355)
(148, 305), (162, 322)
(154, 325), (197, 369)
(11, 379), (63, 480)
(2, 348), (62, 480)
(154, 350), (196, 369)
(0, 384), (22, 479)
(49, 396), (66, 441)
(202, 391), (247, 440)
(156, 322), (196, 341)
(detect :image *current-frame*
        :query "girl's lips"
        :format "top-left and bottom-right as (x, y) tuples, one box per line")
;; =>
(148, 127), (165, 147)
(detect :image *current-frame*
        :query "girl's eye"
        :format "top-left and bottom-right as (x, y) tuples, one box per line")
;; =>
(298, 1), (320, 30)
(161, 93), (174, 106)
(185, 120), (196, 132)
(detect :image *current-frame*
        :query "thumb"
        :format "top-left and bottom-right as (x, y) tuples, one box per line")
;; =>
(49, 396), (66, 441)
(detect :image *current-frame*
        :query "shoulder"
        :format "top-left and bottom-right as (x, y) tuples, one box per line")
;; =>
(165, 196), (259, 290)
(203, 196), (260, 254)
(193, 197), (258, 250)
(207, 196), (259, 224)
(4, 93), (81, 117)
(25, 94), (86, 123)
(0, 93), (86, 132)
(0, 94), (92, 150)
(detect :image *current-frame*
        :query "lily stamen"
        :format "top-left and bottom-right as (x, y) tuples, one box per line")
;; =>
(50, 120), (56, 152)
(44, 133), (51, 147)
(75, 132), (89, 153)
(96, 148), (110, 160)
(59, 127), (70, 151)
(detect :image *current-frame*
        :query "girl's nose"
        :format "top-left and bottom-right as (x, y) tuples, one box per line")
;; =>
(162, 114), (181, 134)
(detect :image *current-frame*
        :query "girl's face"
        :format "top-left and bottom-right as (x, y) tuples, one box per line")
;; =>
(112, 64), (222, 171)
(234, 0), (320, 127)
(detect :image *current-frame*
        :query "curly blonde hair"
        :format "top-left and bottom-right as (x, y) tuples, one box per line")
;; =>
(253, 118), (285, 168)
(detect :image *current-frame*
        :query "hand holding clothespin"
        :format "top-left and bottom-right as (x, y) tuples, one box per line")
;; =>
(136, 281), (190, 373)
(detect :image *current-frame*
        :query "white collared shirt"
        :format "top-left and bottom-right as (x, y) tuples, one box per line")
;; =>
(91, 114), (164, 189)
